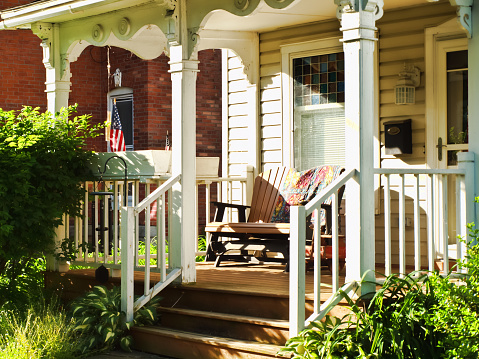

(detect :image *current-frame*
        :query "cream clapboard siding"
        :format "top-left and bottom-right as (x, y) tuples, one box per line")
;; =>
(251, 2), (457, 266)
(375, 2), (456, 266)
(223, 49), (250, 210)
(259, 21), (342, 171)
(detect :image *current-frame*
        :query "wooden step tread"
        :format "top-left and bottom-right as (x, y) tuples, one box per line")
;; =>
(159, 307), (290, 329)
(132, 327), (292, 357)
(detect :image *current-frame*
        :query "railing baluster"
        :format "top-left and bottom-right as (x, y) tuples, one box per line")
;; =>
(145, 183), (151, 296)
(428, 174), (435, 271)
(160, 193), (166, 279)
(289, 205), (306, 338)
(195, 182), (199, 254)
(442, 175), (449, 273)
(384, 174), (391, 276)
(135, 181), (140, 267)
(94, 186), (99, 263)
(399, 174), (406, 277)
(456, 174), (465, 273)
(114, 181), (119, 265)
(103, 181), (110, 264)
(83, 183), (89, 262)
(313, 208), (320, 315)
(414, 174), (421, 272)
(331, 192), (339, 293)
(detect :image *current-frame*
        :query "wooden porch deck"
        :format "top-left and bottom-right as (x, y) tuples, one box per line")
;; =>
(46, 261), (347, 302)
(45, 262), (351, 359)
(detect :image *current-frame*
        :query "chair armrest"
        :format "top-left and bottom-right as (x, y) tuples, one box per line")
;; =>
(211, 201), (251, 222)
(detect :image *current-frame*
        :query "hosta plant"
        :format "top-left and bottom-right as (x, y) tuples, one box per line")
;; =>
(69, 285), (160, 355)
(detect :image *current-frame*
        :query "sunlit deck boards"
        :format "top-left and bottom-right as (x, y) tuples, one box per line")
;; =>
(45, 262), (347, 302)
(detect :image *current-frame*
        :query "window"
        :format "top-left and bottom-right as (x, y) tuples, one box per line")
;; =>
(446, 50), (468, 166)
(108, 88), (134, 151)
(292, 51), (345, 170)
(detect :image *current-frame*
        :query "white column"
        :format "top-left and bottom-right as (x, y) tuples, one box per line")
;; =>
(468, 2), (479, 226)
(39, 24), (71, 113)
(169, 44), (199, 283)
(338, 1), (382, 294)
(34, 23), (72, 271)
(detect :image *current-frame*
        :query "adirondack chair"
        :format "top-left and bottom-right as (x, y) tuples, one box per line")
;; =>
(205, 166), (345, 268)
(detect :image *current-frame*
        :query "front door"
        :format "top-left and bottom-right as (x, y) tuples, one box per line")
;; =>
(431, 37), (468, 255)
(435, 39), (468, 169)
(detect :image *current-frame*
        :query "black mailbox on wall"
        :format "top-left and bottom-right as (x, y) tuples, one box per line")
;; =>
(384, 119), (412, 155)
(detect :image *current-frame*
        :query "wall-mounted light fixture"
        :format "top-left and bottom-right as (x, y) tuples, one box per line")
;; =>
(113, 68), (122, 88)
(395, 65), (420, 105)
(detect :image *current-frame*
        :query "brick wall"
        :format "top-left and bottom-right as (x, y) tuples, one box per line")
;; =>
(0, 16), (223, 233)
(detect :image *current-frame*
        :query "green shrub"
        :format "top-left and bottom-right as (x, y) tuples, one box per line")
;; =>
(0, 105), (102, 293)
(282, 233), (479, 358)
(70, 285), (160, 354)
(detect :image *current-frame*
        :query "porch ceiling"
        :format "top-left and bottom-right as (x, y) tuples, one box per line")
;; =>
(203, 0), (430, 32)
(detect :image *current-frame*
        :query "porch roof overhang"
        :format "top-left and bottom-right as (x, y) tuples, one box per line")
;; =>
(0, 0), (444, 34)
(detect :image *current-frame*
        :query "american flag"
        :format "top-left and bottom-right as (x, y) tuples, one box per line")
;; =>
(110, 102), (126, 152)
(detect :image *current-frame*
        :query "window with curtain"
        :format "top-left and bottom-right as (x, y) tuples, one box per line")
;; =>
(292, 52), (345, 171)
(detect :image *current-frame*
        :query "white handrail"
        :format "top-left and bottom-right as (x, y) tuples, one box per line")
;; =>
(135, 173), (181, 214)
(304, 168), (357, 215)
(290, 168), (358, 337)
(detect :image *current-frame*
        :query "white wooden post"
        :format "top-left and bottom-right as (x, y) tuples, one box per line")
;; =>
(468, 3), (478, 227)
(457, 152), (475, 260)
(121, 206), (135, 323)
(289, 205), (306, 337)
(169, 41), (199, 283)
(32, 23), (72, 271)
(337, 1), (383, 294)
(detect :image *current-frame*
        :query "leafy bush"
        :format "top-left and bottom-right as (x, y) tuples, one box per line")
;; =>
(70, 285), (160, 354)
(282, 230), (479, 358)
(0, 105), (102, 293)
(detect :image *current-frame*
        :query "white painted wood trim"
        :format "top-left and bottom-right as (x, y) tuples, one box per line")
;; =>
(289, 205), (306, 337)
(424, 18), (467, 169)
(121, 206), (135, 323)
(280, 37), (342, 167)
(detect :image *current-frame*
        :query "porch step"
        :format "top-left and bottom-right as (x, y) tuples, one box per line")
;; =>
(159, 285), (300, 320)
(158, 307), (289, 345)
(130, 327), (292, 359)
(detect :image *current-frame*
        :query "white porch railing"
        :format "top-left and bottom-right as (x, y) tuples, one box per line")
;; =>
(375, 153), (475, 277)
(121, 174), (182, 321)
(289, 168), (359, 337)
(65, 174), (249, 269)
(289, 153), (474, 337)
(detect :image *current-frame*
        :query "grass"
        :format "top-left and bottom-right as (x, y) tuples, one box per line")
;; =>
(0, 299), (81, 359)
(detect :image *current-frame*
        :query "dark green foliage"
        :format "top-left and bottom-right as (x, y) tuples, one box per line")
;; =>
(0, 105), (102, 295)
(69, 285), (160, 354)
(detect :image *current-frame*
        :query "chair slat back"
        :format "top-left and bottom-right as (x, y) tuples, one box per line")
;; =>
(248, 167), (289, 223)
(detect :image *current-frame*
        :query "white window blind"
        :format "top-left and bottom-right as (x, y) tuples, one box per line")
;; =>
(293, 105), (345, 171)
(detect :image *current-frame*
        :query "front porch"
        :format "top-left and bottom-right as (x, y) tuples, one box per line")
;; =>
(46, 262), (351, 359)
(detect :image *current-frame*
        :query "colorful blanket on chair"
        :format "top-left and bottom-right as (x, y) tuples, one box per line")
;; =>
(270, 165), (343, 223)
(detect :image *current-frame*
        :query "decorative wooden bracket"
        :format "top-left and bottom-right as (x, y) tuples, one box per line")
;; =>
(450, 0), (473, 38)
(335, 0), (384, 22)
(32, 22), (54, 69)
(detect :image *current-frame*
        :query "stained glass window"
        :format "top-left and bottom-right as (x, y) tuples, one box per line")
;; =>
(292, 51), (346, 171)
(293, 52), (345, 107)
